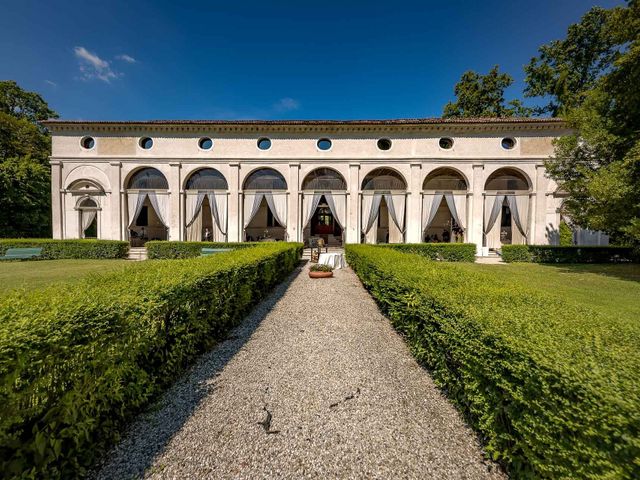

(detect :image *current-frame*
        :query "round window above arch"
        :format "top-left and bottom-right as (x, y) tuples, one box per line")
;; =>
(439, 137), (454, 150)
(198, 137), (213, 150)
(377, 138), (392, 151)
(501, 137), (516, 150)
(139, 137), (154, 150)
(80, 136), (95, 149)
(317, 138), (332, 151)
(257, 138), (272, 150)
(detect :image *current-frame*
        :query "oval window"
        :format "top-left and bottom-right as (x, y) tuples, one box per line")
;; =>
(257, 138), (271, 150)
(199, 137), (213, 150)
(501, 137), (516, 150)
(377, 138), (392, 150)
(81, 136), (95, 149)
(317, 138), (332, 151)
(439, 137), (454, 150)
(139, 137), (154, 149)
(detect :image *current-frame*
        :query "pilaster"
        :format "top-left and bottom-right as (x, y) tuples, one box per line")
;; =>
(406, 163), (422, 243)
(227, 163), (240, 242)
(169, 162), (181, 241)
(470, 163), (485, 253)
(108, 161), (122, 240)
(533, 164), (547, 244)
(50, 160), (63, 239)
(287, 163), (300, 242)
(347, 163), (360, 243)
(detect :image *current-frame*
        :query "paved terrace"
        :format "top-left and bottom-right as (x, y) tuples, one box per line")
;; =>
(95, 263), (504, 479)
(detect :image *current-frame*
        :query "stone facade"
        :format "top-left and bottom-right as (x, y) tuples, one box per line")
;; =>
(45, 118), (569, 254)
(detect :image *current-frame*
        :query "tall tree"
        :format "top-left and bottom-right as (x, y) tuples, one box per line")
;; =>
(546, 1), (640, 244)
(443, 66), (532, 118)
(0, 81), (57, 237)
(524, 6), (624, 116)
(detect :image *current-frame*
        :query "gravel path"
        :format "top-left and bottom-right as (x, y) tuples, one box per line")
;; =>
(95, 262), (504, 479)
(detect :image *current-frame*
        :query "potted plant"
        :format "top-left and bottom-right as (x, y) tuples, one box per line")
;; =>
(309, 263), (333, 278)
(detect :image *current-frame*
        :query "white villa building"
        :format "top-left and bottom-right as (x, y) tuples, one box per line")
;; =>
(44, 118), (571, 255)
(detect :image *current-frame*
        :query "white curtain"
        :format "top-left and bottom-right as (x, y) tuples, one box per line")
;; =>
(302, 193), (323, 228)
(185, 193), (206, 227)
(265, 192), (287, 228)
(422, 193), (443, 232)
(209, 192), (227, 241)
(81, 210), (96, 237)
(243, 193), (263, 228)
(506, 195), (529, 238)
(325, 192), (346, 229)
(187, 209), (203, 241)
(127, 192), (147, 228)
(484, 195), (505, 249)
(147, 192), (169, 228)
(445, 193), (466, 231)
(361, 193), (382, 238)
(385, 193), (406, 233)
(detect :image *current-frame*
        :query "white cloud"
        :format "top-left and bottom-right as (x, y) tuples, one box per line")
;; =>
(44, 80), (57, 87)
(74, 46), (120, 83)
(273, 97), (300, 112)
(116, 54), (136, 64)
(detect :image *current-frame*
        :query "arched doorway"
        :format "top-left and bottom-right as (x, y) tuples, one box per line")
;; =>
(77, 197), (99, 238)
(361, 168), (407, 244)
(301, 168), (347, 246)
(184, 168), (228, 241)
(422, 168), (468, 243)
(483, 168), (531, 249)
(242, 168), (287, 241)
(126, 168), (169, 246)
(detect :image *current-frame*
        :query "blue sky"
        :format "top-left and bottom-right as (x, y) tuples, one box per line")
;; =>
(0, 0), (624, 120)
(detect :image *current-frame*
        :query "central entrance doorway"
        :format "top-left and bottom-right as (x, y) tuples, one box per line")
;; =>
(309, 197), (343, 239)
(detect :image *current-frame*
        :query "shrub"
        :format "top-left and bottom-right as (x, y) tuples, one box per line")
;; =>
(345, 245), (640, 479)
(0, 239), (129, 260)
(501, 245), (637, 263)
(146, 241), (260, 259)
(375, 243), (476, 262)
(0, 242), (302, 479)
(559, 221), (573, 246)
(310, 264), (333, 272)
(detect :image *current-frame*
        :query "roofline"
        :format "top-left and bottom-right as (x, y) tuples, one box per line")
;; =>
(42, 117), (565, 127)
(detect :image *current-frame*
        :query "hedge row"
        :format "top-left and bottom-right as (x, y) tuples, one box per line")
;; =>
(375, 243), (476, 262)
(146, 240), (261, 259)
(501, 244), (638, 263)
(0, 242), (302, 479)
(0, 239), (129, 260)
(345, 245), (639, 479)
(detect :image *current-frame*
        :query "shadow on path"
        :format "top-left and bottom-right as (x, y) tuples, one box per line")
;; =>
(92, 263), (305, 480)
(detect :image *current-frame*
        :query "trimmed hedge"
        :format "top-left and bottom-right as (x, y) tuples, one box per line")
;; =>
(346, 245), (640, 479)
(501, 244), (638, 263)
(0, 242), (302, 479)
(146, 241), (261, 259)
(375, 243), (476, 262)
(0, 239), (129, 260)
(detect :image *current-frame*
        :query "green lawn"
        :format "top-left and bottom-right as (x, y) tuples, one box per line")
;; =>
(460, 262), (640, 322)
(0, 259), (131, 293)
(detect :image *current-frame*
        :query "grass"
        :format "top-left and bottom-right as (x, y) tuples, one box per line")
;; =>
(460, 262), (640, 322)
(0, 259), (131, 294)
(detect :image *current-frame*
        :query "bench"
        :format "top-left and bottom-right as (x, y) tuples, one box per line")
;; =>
(201, 248), (233, 256)
(0, 247), (43, 260)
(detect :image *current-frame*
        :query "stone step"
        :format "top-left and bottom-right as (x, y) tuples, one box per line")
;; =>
(128, 247), (148, 261)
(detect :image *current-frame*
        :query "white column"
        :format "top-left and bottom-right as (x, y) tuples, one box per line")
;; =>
(50, 160), (63, 239)
(227, 163), (240, 242)
(168, 162), (181, 241)
(107, 161), (121, 240)
(470, 163), (484, 254)
(287, 163), (300, 242)
(406, 162), (422, 243)
(533, 164), (547, 244)
(347, 163), (360, 243)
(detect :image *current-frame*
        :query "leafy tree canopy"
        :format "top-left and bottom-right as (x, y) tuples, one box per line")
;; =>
(443, 66), (532, 118)
(0, 80), (58, 124)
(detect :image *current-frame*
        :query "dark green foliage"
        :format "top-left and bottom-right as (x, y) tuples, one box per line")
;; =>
(0, 243), (302, 479)
(375, 243), (476, 262)
(559, 221), (573, 246)
(309, 263), (333, 272)
(443, 65), (532, 118)
(0, 158), (51, 238)
(0, 239), (129, 260)
(345, 245), (640, 479)
(501, 245), (637, 263)
(146, 241), (260, 259)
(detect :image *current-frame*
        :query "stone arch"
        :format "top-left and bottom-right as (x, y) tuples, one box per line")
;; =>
(183, 167), (228, 190)
(484, 166), (532, 192)
(242, 167), (287, 190)
(64, 165), (110, 191)
(361, 167), (407, 191)
(126, 167), (169, 190)
(301, 167), (347, 191)
(422, 167), (469, 191)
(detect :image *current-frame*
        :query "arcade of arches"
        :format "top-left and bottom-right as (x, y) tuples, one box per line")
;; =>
(48, 118), (569, 255)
